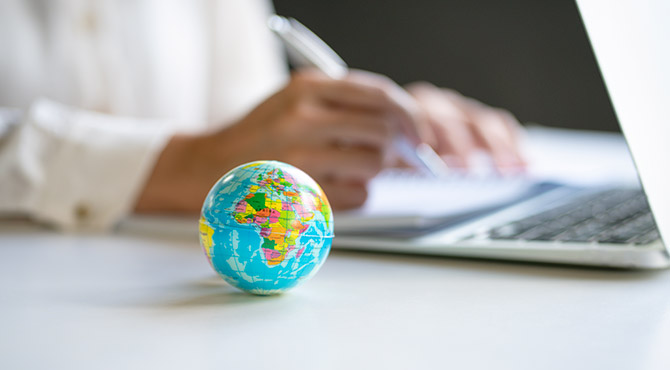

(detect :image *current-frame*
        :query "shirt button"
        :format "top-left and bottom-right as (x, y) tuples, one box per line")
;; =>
(81, 11), (98, 34)
(75, 204), (90, 220)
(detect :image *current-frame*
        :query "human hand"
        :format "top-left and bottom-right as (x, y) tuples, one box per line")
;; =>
(406, 82), (526, 171)
(135, 69), (427, 213)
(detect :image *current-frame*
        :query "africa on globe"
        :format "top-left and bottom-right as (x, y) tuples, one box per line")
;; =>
(199, 160), (334, 295)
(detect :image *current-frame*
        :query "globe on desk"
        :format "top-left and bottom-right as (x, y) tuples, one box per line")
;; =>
(199, 161), (334, 295)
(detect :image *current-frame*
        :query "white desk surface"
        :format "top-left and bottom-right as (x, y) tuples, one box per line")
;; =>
(2, 128), (669, 370)
(1, 226), (670, 370)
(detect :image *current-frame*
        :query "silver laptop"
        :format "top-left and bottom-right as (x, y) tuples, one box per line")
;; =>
(333, 0), (670, 269)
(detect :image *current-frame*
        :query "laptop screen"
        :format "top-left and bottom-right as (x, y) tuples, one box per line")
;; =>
(577, 0), (670, 252)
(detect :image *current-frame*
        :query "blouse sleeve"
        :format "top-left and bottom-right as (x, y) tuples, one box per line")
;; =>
(0, 99), (174, 231)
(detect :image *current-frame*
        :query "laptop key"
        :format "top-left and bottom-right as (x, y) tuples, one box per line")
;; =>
(554, 232), (594, 243)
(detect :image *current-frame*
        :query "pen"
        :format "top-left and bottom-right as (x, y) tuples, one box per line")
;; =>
(267, 15), (450, 177)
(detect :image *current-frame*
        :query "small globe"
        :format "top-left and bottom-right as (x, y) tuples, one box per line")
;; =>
(199, 160), (334, 295)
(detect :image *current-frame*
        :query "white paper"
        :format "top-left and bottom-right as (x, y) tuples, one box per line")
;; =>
(334, 126), (639, 233)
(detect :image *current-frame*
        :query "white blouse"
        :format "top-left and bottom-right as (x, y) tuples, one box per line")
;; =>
(0, 0), (289, 230)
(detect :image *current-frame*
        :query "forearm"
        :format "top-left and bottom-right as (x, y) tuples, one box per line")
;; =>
(134, 134), (204, 214)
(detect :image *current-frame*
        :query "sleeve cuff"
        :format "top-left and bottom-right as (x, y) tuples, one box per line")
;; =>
(9, 99), (175, 231)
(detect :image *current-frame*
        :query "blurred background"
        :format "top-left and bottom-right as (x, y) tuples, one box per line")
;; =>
(273, 0), (619, 131)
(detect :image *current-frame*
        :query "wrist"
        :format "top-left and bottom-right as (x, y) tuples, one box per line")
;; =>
(134, 133), (204, 214)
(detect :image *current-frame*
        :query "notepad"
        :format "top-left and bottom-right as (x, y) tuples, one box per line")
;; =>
(333, 169), (559, 236)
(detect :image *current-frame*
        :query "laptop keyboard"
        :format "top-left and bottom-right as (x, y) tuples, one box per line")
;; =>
(487, 188), (661, 245)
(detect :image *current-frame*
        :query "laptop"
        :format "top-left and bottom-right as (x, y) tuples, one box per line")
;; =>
(332, 0), (670, 269)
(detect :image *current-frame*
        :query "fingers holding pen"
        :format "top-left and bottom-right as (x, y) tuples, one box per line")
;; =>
(343, 70), (434, 146)
(285, 145), (385, 184)
(291, 69), (431, 147)
(315, 110), (395, 149)
(276, 81), (396, 151)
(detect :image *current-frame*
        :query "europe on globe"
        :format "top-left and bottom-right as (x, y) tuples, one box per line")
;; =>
(199, 161), (334, 295)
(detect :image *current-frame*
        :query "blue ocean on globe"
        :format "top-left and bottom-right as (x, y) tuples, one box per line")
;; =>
(199, 161), (334, 295)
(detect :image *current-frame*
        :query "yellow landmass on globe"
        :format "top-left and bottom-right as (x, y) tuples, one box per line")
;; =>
(199, 217), (215, 257)
(241, 162), (266, 169)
